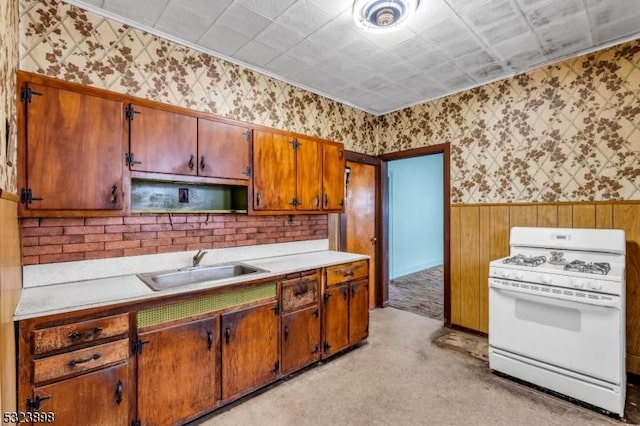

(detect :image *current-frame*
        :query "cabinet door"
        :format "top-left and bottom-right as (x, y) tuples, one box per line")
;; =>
(128, 104), (197, 175)
(349, 280), (369, 344)
(322, 142), (345, 211)
(198, 119), (250, 181)
(296, 138), (322, 211)
(24, 83), (123, 210)
(323, 285), (349, 357)
(137, 317), (218, 426)
(281, 306), (321, 375)
(33, 363), (129, 426)
(221, 301), (279, 400)
(252, 130), (296, 211)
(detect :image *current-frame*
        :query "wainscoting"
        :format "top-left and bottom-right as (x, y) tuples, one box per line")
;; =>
(450, 202), (640, 373)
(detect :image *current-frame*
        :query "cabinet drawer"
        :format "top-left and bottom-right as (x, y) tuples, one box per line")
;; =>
(326, 260), (368, 286)
(34, 339), (129, 384)
(282, 276), (318, 312)
(32, 313), (129, 355)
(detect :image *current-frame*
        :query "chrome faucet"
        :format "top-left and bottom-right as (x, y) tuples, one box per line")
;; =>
(192, 249), (208, 267)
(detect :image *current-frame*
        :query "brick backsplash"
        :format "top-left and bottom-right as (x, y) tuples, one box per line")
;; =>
(21, 214), (328, 265)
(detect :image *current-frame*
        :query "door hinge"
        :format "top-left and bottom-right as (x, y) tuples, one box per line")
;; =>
(131, 339), (149, 355)
(20, 188), (43, 205)
(289, 138), (300, 149)
(272, 304), (280, 315)
(242, 166), (252, 176)
(26, 395), (50, 411)
(20, 86), (43, 103)
(323, 292), (331, 303)
(243, 130), (252, 142)
(323, 341), (331, 351)
(132, 420), (141, 426)
(289, 198), (300, 207)
(125, 104), (140, 121)
(125, 152), (142, 166)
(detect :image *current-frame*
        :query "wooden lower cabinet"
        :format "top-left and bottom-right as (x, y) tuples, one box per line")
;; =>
(281, 306), (321, 374)
(349, 280), (369, 343)
(137, 316), (218, 426)
(323, 284), (350, 356)
(32, 362), (129, 425)
(221, 301), (279, 400)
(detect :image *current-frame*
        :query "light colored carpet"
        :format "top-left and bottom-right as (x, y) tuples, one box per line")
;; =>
(192, 308), (620, 426)
(388, 265), (443, 320)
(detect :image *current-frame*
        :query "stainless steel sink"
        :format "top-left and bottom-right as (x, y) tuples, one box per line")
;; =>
(137, 262), (268, 291)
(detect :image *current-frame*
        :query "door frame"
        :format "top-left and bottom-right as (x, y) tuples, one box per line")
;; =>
(339, 151), (383, 308)
(379, 143), (451, 325)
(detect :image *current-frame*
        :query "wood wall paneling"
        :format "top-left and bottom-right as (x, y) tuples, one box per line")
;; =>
(459, 207), (480, 331)
(557, 205), (573, 227)
(449, 201), (640, 374)
(572, 204), (596, 228)
(450, 207), (461, 325)
(536, 205), (557, 227)
(0, 197), (21, 413)
(613, 204), (640, 374)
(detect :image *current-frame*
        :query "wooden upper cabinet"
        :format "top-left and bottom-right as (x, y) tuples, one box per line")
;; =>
(322, 142), (345, 211)
(128, 104), (197, 175)
(198, 119), (251, 181)
(296, 138), (322, 211)
(252, 130), (297, 211)
(22, 82), (123, 211)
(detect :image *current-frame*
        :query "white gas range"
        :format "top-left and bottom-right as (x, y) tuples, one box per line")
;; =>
(488, 227), (626, 416)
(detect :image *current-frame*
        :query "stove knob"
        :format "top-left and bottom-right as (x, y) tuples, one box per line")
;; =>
(587, 281), (602, 291)
(500, 270), (510, 278)
(514, 272), (524, 280)
(570, 279), (584, 289)
(540, 275), (552, 284)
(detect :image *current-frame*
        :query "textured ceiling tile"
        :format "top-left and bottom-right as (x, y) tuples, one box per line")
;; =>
(155, 0), (229, 42)
(592, 16), (640, 45)
(521, 0), (585, 28)
(199, 24), (249, 56)
(275, 0), (333, 37)
(307, 0), (351, 18)
(234, 39), (283, 67)
(217, 2), (272, 39)
(535, 14), (592, 59)
(474, 15), (532, 46)
(254, 22), (303, 51)
(463, 0), (520, 28)
(307, 20), (360, 48)
(491, 32), (542, 60)
(407, 0), (455, 32)
(102, 0), (169, 27)
(235, 0), (296, 20)
(363, 26), (417, 49)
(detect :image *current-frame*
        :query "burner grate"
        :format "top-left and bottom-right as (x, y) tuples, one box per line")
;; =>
(564, 260), (611, 275)
(503, 254), (546, 267)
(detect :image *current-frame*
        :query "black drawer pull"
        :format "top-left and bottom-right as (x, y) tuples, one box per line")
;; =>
(115, 380), (123, 404)
(224, 327), (231, 344)
(207, 331), (213, 350)
(68, 353), (101, 367)
(68, 327), (103, 340)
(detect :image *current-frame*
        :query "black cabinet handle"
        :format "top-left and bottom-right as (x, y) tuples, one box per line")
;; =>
(293, 283), (309, 297)
(323, 194), (328, 208)
(110, 184), (118, 205)
(68, 327), (102, 340)
(315, 194), (320, 209)
(351, 282), (359, 296)
(207, 331), (213, 350)
(312, 309), (319, 318)
(200, 155), (205, 171)
(68, 353), (100, 367)
(341, 287), (348, 299)
(284, 325), (289, 341)
(224, 327), (231, 344)
(115, 380), (123, 404)
(256, 192), (261, 207)
(188, 154), (195, 170)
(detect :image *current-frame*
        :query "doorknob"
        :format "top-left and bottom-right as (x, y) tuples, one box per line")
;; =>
(370, 237), (377, 245)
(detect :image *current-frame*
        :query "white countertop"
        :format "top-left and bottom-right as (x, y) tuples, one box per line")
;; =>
(14, 249), (368, 320)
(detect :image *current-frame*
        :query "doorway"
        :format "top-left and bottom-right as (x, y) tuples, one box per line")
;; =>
(380, 144), (451, 324)
(340, 152), (380, 308)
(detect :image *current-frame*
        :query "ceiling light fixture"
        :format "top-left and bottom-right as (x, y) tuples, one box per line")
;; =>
(352, 0), (419, 33)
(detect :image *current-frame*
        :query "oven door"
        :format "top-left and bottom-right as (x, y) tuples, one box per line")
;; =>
(489, 280), (623, 384)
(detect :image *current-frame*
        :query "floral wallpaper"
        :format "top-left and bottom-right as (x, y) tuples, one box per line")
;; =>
(0, 0), (19, 194)
(379, 41), (640, 203)
(17, 0), (640, 205)
(18, 0), (377, 154)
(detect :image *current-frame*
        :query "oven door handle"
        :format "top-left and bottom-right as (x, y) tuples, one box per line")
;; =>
(490, 285), (620, 309)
